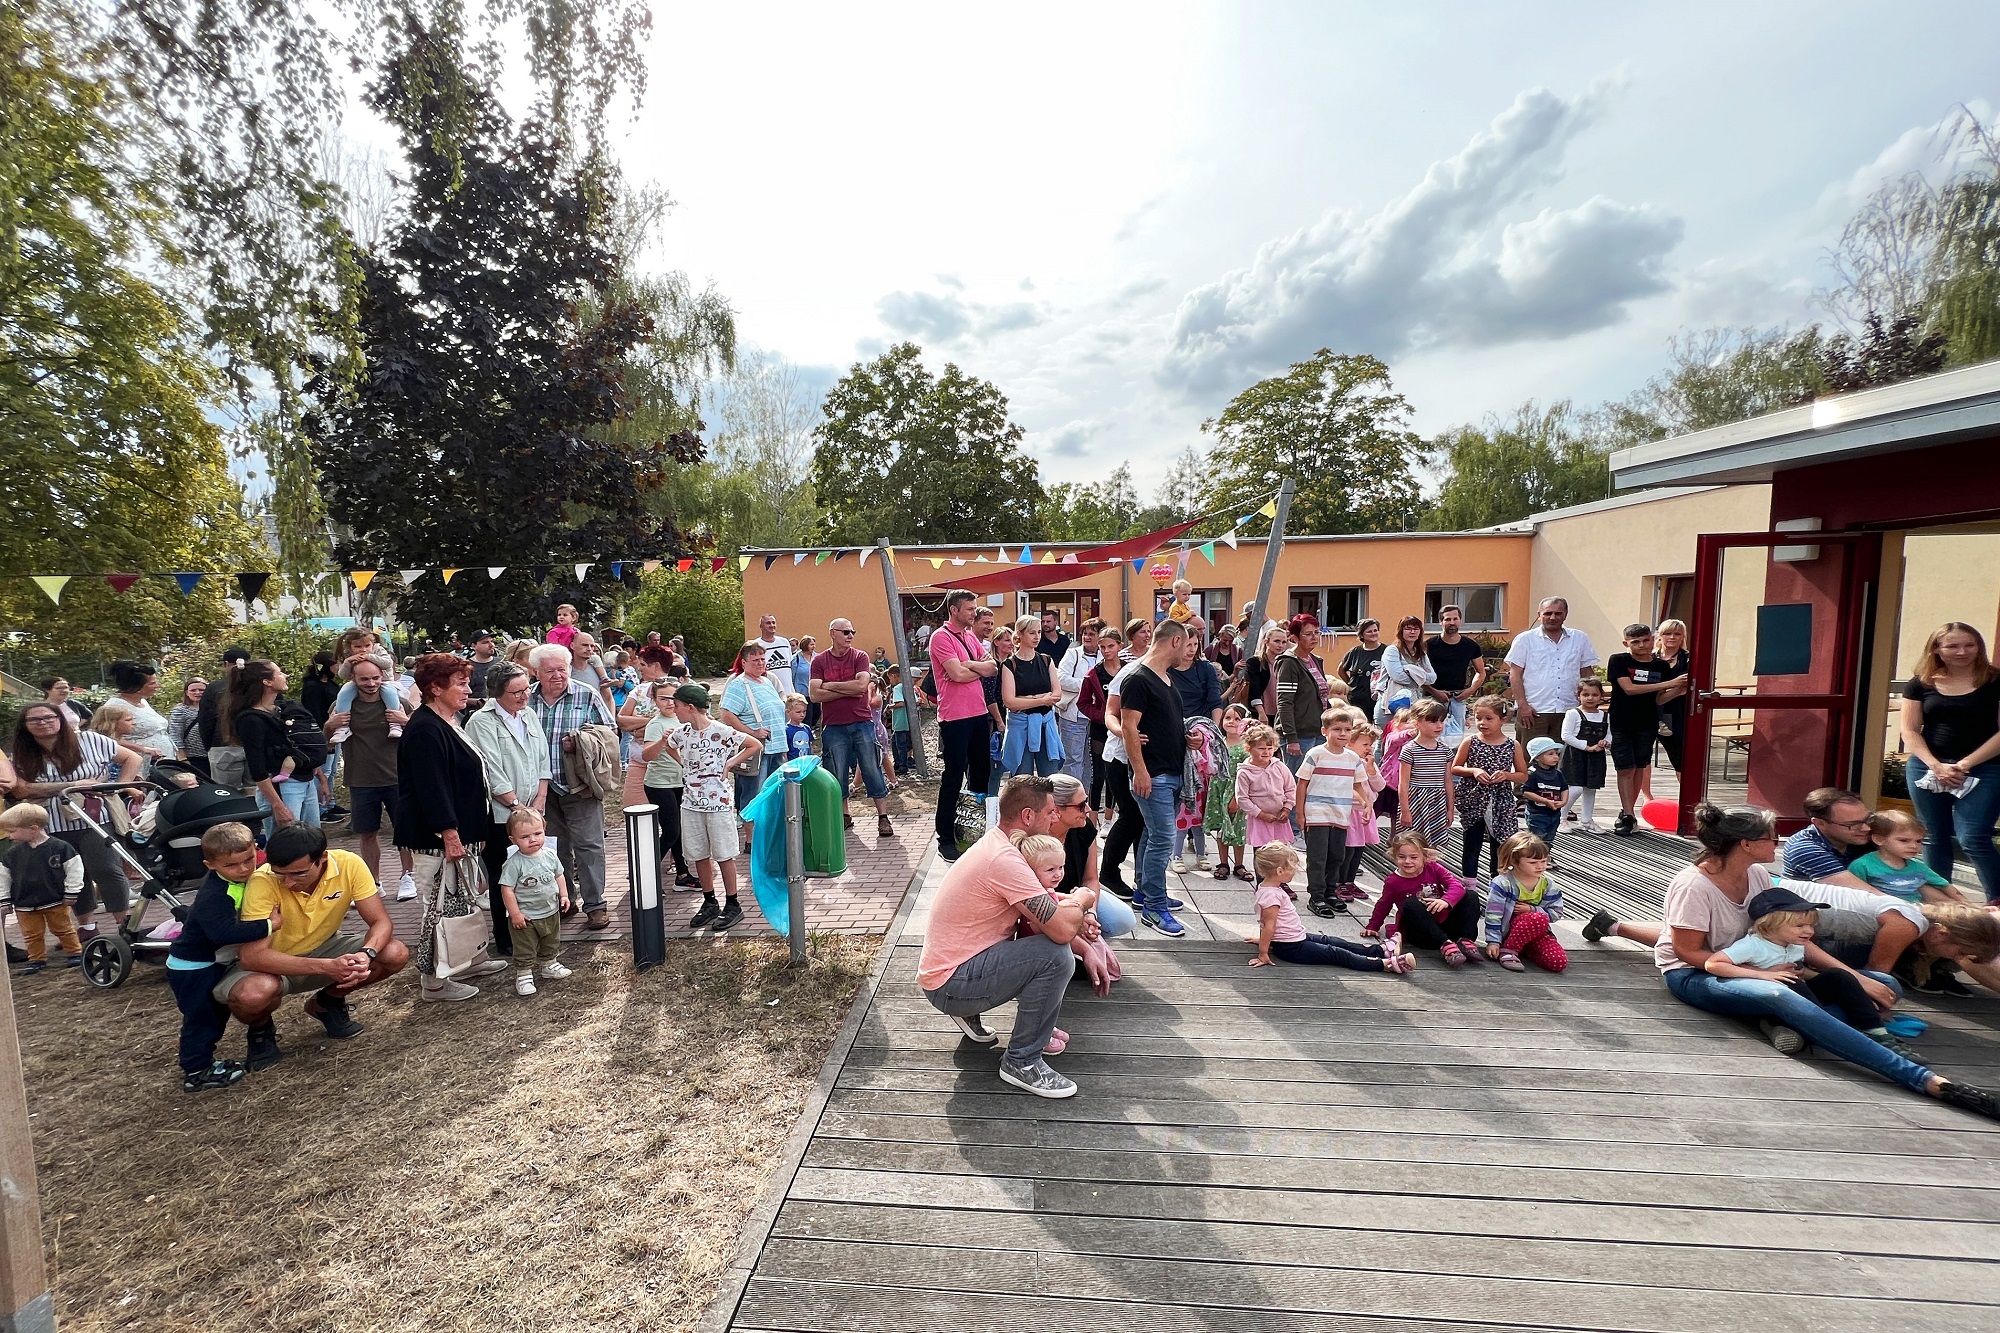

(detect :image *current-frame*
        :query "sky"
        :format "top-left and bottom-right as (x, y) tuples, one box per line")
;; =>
(614, 0), (2000, 491)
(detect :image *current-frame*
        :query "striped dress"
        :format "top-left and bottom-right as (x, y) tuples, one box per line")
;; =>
(1401, 739), (1453, 849)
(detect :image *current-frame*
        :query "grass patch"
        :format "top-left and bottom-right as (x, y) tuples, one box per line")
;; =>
(19, 933), (879, 1332)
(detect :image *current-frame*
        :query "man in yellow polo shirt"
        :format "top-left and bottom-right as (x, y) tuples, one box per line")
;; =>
(216, 825), (409, 1068)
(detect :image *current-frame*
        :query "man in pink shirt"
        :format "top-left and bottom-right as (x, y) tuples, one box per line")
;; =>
(918, 775), (1100, 1099)
(927, 589), (999, 861)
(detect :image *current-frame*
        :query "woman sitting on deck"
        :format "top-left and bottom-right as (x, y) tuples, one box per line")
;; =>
(1652, 803), (2000, 1120)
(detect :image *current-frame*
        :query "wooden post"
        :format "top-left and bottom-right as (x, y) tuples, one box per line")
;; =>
(1119, 558), (1130, 629)
(0, 969), (53, 1333)
(1247, 477), (1295, 659)
(876, 539), (928, 776)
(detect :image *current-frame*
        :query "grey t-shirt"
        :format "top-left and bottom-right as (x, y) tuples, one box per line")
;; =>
(499, 846), (565, 918)
(343, 694), (400, 789)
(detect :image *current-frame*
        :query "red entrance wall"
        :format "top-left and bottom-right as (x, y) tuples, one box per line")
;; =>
(1747, 434), (2000, 816)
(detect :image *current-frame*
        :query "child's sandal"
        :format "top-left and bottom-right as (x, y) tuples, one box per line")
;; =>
(1497, 949), (1526, 972)
(1457, 939), (1485, 964)
(1440, 941), (1466, 967)
(1212, 862), (1230, 879)
(1384, 951), (1417, 974)
(1232, 865), (1253, 882)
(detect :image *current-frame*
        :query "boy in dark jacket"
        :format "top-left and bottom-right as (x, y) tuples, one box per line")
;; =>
(0, 804), (85, 972)
(166, 822), (273, 1092)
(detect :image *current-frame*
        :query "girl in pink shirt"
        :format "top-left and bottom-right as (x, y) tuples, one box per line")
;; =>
(1363, 831), (1485, 967)
(1234, 724), (1295, 848)
(1249, 843), (1413, 972)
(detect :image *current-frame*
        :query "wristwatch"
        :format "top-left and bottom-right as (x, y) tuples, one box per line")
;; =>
(363, 946), (380, 960)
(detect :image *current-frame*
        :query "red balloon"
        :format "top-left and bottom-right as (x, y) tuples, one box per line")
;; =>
(1640, 799), (1679, 832)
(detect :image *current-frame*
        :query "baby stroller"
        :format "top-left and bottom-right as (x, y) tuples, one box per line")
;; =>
(52, 762), (267, 989)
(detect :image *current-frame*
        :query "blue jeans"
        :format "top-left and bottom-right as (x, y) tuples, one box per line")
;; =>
(1281, 744), (1305, 835)
(1663, 966), (1931, 1092)
(734, 752), (785, 812)
(823, 721), (889, 801)
(1906, 754), (2000, 895)
(256, 777), (322, 840)
(1134, 773), (1182, 913)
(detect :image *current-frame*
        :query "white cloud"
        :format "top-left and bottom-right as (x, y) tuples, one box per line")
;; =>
(876, 288), (1048, 345)
(1825, 100), (1996, 211)
(1159, 79), (1683, 393)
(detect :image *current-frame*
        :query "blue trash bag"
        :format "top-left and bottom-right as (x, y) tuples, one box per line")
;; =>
(741, 756), (822, 937)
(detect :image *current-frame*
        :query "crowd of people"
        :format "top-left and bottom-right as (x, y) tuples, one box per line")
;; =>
(908, 597), (2000, 1117)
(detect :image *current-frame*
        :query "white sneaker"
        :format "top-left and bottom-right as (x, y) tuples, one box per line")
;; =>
(388, 725), (404, 738)
(397, 873), (418, 900)
(1168, 857), (1187, 874)
(466, 958), (510, 977)
(1576, 822), (1604, 836)
(420, 979), (478, 1002)
(538, 961), (572, 980)
(329, 726), (352, 744)
(514, 975), (537, 996)
(1191, 852), (1210, 869)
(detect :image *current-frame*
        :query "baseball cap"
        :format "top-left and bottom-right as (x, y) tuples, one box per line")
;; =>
(672, 683), (711, 708)
(1745, 885), (1830, 920)
(1526, 737), (1563, 761)
(470, 628), (494, 644)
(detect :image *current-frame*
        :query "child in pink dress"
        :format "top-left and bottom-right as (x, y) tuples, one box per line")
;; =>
(1349, 718), (1387, 857)
(545, 603), (580, 647)
(1376, 705), (1414, 825)
(1234, 723), (1295, 848)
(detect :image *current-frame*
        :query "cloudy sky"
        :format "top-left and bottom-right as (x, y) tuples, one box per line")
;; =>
(622, 1), (2000, 489)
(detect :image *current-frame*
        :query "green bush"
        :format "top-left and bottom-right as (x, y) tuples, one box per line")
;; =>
(623, 569), (746, 675)
(1880, 751), (1910, 800)
(160, 616), (339, 701)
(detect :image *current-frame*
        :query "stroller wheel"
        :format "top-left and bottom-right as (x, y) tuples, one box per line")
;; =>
(81, 935), (133, 990)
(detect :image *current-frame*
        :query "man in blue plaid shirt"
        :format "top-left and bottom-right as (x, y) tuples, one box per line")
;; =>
(529, 643), (615, 929)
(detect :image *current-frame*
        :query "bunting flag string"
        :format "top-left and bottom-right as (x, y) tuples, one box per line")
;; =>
(1258, 499), (1278, 518)
(1218, 530), (1238, 550)
(1198, 541), (1216, 563)
(399, 569), (425, 587)
(105, 574), (141, 594)
(998, 548), (1011, 563)
(236, 572), (271, 604)
(813, 551), (830, 565)
(677, 559), (695, 571)
(488, 566), (507, 580)
(175, 573), (204, 595)
(858, 548), (874, 568)
(833, 550), (849, 562)
(440, 567), (462, 584)
(573, 563), (591, 583)
(710, 558), (727, 573)
(31, 575), (69, 605)
(609, 561), (623, 580)
(1018, 545), (1033, 564)
(738, 555), (752, 571)
(793, 553), (808, 566)
(973, 554), (989, 563)
(643, 560), (662, 573)
(530, 564), (552, 584)
(350, 570), (377, 592)
(764, 556), (778, 570)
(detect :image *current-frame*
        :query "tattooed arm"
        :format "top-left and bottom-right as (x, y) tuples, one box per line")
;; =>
(1021, 884), (1099, 945)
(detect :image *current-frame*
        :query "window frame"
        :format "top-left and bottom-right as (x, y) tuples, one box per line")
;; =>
(1424, 584), (1505, 632)
(1286, 585), (1369, 633)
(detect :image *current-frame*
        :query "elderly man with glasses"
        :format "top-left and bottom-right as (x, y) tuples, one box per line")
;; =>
(809, 617), (896, 839)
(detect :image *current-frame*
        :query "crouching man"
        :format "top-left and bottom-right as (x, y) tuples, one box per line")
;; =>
(216, 824), (409, 1067)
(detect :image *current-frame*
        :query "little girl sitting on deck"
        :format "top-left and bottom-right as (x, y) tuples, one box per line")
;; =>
(1249, 842), (1413, 973)
(1481, 831), (1568, 973)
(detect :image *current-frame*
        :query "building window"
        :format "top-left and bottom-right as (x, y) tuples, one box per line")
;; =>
(1286, 586), (1368, 632)
(1024, 591), (1100, 634)
(1426, 585), (1504, 630)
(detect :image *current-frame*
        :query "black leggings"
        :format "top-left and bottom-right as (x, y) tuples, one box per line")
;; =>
(1101, 760), (1143, 892)
(1798, 969), (1881, 1032)
(1397, 894), (1482, 950)
(935, 715), (992, 844)
(1459, 819), (1500, 883)
(53, 825), (129, 917)
(480, 820), (516, 955)
(644, 785), (691, 877)
(1087, 720), (1110, 809)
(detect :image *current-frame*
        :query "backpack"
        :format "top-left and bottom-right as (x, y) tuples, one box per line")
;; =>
(278, 698), (330, 771)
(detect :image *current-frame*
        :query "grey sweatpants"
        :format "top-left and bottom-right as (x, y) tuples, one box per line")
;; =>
(545, 789), (607, 911)
(923, 931), (1076, 1065)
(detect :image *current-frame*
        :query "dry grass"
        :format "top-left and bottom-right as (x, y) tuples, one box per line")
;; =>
(19, 932), (879, 1333)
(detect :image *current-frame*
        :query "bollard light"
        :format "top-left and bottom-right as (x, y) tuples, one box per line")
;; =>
(625, 803), (665, 970)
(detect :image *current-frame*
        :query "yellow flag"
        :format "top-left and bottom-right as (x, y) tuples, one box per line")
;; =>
(441, 568), (461, 584)
(1258, 499), (1278, 518)
(1039, 551), (1056, 563)
(737, 555), (751, 571)
(31, 575), (69, 605)
(350, 570), (377, 591)
(928, 557), (945, 568)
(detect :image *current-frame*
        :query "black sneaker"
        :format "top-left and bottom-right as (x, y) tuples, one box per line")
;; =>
(1582, 910), (1617, 944)
(321, 802), (348, 820)
(688, 897), (721, 930)
(16, 961), (45, 976)
(938, 837), (963, 862)
(1099, 877), (1134, 901)
(245, 1025), (285, 1072)
(306, 995), (365, 1039)
(1613, 813), (1638, 837)
(1920, 970), (1974, 998)
(183, 1060), (247, 1093)
(1307, 898), (1339, 918)
(673, 871), (701, 888)
(1937, 1081), (2000, 1120)
(947, 1013), (998, 1044)
(711, 898), (744, 932)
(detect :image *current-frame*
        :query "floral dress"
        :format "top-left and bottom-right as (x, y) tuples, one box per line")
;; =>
(1207, 741), (1249, 848)
(1454, 735), (1521, 839)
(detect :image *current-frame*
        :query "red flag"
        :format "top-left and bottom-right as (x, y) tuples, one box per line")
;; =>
(710, 557), (726, 572)
(676, 558), (694, 572)
(105, 574), (142, 594)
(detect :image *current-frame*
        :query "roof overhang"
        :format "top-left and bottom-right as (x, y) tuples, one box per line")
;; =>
(1609, 359), (2000, 491)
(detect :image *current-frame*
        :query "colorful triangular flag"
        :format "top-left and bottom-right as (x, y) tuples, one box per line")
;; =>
(793, 553), (807, 566)
(174, 572), (204, 595)
(350, 570), (377, 592)
(486, 566), (505, 580)
(1199, 542), (1215, 564)
(677, 559), (695, 572)
(237, 572), (271, 603)
(738, 555), (752, 571)
(441, 568), (461, 584)
(1060, 553), (1078, 564)
(707, 557), (722, 572)
(928, 557), (945, 568)
(105, 574), (141, 594)
(643, 560), (662, 573)
(814, 551), (830, 566)
(974, 555), (989, 563)
(998, 548), (1011, 563)
(858, 548), (874, 568)
(1039, 551), (1055, 564)
(1219, 531), (1238, 550)
(1132, 558), (1146, 574)
(1258, 499), (1278, 518)
(573, 563), (590, 583)
(609, 562), (623, 580)
(530, 564), (551, 584)
(396, 569), (422, 587)
(764, 556), (779, 570)
(1018, 546), (1033, 564)
(30, 575), (69, 605)
(951, 558), (966, 566)
(833, 550), (849, 562)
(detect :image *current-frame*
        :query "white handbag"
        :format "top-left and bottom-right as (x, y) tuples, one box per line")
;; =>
(430, 855), (494, 979)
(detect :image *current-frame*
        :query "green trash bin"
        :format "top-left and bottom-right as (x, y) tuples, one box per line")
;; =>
(796, 761), (847, 875)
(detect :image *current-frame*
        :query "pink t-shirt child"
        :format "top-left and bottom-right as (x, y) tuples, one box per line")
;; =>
(926, 625), (990, 724)
(545, 624), (578, 648)
(1235, 757), (1295, 848)
(1254, 881), (1307, 944)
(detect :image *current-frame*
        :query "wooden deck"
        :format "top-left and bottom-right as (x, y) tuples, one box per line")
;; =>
(706, 835), (2000, 1332)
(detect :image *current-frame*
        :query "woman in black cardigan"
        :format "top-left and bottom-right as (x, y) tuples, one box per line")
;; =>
(396, 653), (505, 1001)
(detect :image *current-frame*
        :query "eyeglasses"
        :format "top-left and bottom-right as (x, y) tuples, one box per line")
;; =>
(25, 714), (61, 725)
(832, 627), (855, 635)
(1825, 818), (1872, 832)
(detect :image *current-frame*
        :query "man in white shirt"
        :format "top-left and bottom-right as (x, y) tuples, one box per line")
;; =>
(1505, 596), (1599, 743)
(754, 614), (794, 676)
(1055, 618), (1104, 787)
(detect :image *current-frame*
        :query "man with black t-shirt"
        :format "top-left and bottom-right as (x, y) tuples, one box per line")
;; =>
(1604, 623), (1681, 834)
(1424, 606), (1487, 732)
(1120, 619), (1190, 938)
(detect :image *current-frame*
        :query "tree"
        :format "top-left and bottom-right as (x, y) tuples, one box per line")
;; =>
(1201, 350), (1425, 535)
(811, 343), (1042, 544)
(1423, 401), (1612, 530)
(622, 569), (745, 675)
(1038, 465), (1143, 541)
(0, 0), (263, 656)
(664, 349), (822, 553)
(306, 21), (686, 638)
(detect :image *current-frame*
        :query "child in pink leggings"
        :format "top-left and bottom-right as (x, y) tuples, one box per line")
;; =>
(1482, 831), (1567, 972)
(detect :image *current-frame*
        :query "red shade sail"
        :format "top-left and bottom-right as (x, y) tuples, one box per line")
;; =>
(908, 516), (1208, 593)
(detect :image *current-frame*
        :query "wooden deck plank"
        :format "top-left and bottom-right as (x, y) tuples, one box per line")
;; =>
(771, 1200), (2000, 1305)
(753, 1236), (1993, 1332)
